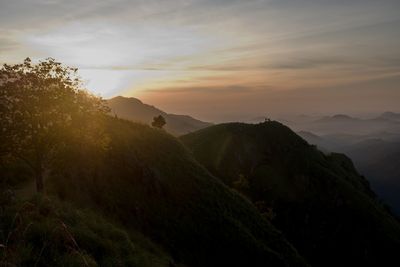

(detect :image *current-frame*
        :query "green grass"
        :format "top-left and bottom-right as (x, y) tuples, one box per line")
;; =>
(0, 195), (171, 267)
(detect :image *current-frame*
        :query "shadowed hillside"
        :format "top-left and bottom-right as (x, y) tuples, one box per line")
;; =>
(1, 117), (307, 267)
(1, 118), (304, 266)
(46, 117), (307, 267)
(343, 140), (400, 215)
(298, 126), (400, 215)
(181, 122), (400, 267)
(0, 196), (172, 267)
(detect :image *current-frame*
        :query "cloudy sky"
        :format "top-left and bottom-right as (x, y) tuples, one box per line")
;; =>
(1, 0), (399, 121)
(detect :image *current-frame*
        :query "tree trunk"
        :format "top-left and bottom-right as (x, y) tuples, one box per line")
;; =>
(34, 144), (45, 193)
(35, 168), (44, 193)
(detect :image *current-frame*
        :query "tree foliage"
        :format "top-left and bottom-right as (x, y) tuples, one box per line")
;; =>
(151, 115), (166, 129)
(0, 58), (109, 192)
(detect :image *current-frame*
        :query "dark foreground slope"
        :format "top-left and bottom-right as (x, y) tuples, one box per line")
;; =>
(0, 196), (171, 267)
(181, 122), (400, 267)
(43, 117), (306, 267)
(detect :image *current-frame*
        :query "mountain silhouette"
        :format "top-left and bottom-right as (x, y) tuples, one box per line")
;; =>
(317, 114), (359, 123)
(376, 111), (400, 122)
(107, 96), (211, 135)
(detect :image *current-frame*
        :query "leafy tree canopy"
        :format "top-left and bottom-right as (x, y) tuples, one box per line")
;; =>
(0, 58), (109, 192)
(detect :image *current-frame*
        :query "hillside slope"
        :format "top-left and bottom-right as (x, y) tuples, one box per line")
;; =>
(45, 117), (307, 267)
(298, 131), (400, 215)
(0, 196), (171, 267)
(181, 122), (400, 267)
(344, 140), (400, 215)
(107, 96), (211, 135)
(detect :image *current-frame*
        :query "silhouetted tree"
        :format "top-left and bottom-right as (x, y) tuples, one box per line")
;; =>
(152, 115), (166, 129)
(0, 57), (109, 192)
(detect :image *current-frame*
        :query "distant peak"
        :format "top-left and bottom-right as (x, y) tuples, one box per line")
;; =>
(332, 114), (352, 119)
(378, 111), (400, 120)
(109, 96), (143, 104)
(298, 130), (320, 137)
(317, 114), (356, 123)
(382, 111), (397, 116)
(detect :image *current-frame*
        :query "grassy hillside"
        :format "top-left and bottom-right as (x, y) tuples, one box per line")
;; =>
(42, 117), (307, 267)
(181, 121), (400, 267)
(0, 195), (171, 267)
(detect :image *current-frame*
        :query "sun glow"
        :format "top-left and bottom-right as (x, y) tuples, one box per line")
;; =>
(78, 69), (133, 97)
(23, 20), (228, 97)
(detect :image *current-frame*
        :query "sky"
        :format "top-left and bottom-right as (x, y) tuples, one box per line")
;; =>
(0, 0), (399, 121)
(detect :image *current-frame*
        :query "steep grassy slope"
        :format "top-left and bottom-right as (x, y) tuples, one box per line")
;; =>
(107, 96), (211, 135)
(344, 141), (400, 215)
(0, 196), (171, 267)
(44, 117), (307, 267)
(181, 122), (400, 267)
(299, 131), (400, 215)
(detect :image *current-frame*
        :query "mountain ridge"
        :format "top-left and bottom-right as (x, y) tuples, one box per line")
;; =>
(106, 96), (212, 136)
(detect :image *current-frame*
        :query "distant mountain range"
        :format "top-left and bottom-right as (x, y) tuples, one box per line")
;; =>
(316, 114), (359, 123)
(377, 111), (400, 122)
(107, 96), (212, 136)
(287, 113), (400, 136)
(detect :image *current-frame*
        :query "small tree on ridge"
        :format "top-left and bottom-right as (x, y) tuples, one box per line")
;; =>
(152, 115), (166, 129)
